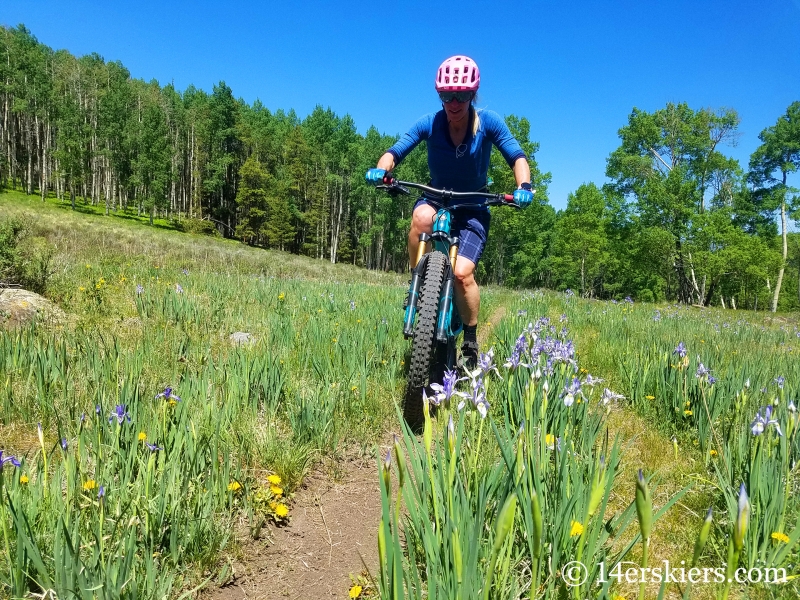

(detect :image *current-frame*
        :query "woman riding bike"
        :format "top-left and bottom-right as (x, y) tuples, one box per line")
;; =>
(366, 55), (534, 368)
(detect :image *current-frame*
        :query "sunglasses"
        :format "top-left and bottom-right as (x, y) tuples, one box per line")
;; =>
(439, 91), (474, 104)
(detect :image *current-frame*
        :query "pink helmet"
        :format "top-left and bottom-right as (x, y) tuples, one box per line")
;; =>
(435, 55), (480, 92)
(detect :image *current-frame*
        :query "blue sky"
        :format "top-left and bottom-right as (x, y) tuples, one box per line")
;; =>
(3, 0), (799, 210)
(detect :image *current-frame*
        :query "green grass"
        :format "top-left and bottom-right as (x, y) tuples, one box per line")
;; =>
(1, 189), (798, 600)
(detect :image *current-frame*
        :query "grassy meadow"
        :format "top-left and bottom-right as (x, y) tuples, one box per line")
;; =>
(1, 190), (799, 600)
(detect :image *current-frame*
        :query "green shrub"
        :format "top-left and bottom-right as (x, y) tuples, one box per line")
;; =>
(0, 216), (54, 294)
(170, 216), (221, 237)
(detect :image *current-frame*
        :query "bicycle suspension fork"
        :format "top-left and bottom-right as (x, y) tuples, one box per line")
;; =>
(403, 232), (430, 338)
(436, 237), (460, 343)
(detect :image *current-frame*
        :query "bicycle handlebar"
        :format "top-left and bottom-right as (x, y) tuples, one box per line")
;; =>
(377, 175), (525, 208)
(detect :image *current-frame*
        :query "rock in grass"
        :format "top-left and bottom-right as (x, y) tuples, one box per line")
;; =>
(0, 289), (65, 330)
(229, 331), (256, 347)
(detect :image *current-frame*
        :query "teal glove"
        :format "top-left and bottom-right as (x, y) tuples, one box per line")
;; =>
(366, 168), (386, 186)
(514, 186), (534, 207)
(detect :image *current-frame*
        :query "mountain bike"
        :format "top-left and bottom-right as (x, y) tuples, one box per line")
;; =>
(376, 174), (521, 430)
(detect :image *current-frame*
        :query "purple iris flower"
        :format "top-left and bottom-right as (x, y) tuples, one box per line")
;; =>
(109, 404), (131, 425)
(751, 406), (783, 436)
(673, 342), (687, 359)
(136, 284), (144, 295)
(471, 348), (502, 380)
(181, 268), (189, 275)
(708, 375), (717, 385)
(775, 376), (785, 389)
(0, 451), (21, 468)
(653, 310), (662, 322)
(146, 442), (162, 452)
(504, 334), (530, 370)
(473, 390), (490, 418)
(695, 363), (712, 380)
(349, 300), (356, 311)
(155, 387), (182, 402)
(562, 377), (583, 407)
(97, 485), (105, 499)
(175, 283), (184, 294)
(624, 296), (633, 304)
(429, 369), (464, 406)
(601, 388), (625, 405)
(583, 373), (604, 387)
(61, 438), (68, 451)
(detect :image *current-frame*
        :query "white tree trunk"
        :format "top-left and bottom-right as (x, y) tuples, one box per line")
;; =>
(771, 198), (787, 312)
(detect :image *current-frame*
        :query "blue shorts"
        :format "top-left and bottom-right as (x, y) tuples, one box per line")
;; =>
(413, 199), (491, 265)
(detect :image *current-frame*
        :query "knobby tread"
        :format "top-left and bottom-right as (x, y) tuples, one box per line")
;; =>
(404, 251), (448, 431)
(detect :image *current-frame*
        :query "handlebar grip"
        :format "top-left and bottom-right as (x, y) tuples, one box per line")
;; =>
(503, 194), (515, 202)
(383, 174), (396, 185)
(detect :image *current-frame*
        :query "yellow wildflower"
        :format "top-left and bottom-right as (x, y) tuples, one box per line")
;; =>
(684, 409), (693, 416)
(79, 286), (86, 292)
(275, 503), (289, 518)
(138, 432), (147, 442)
(612, 596), (627, 600)
(278, 293), (285, 301)
(685, 401), (691, 407)
(570, 520), (584, 537)
(771, 532), (790, 543)
(83, 480), (97, 492)
(351, 385), (358, 392)
(645, 395), (655, 400)
(332, 338), (337, 344)
(227, 481), (242, 493)
(267, 474), (282, 485)
(357, 319), (361, 323)
(271, 485), (283, 497)
(545, 434), (555, 450)
(709, 449), (718, 457)
(349, 585), (363, 599)
(20, 474), (29, 485)
(85, 264), (91, 268)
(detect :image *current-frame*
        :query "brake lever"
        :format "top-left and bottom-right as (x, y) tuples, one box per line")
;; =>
(376, 184), (410, 196)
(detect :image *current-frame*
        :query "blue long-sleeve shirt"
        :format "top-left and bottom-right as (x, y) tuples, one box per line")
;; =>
(387, 108), (526, 194)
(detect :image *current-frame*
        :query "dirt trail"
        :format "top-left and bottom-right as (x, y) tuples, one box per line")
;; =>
(206, 451), (386, 600)
(207, 301), (512, 600)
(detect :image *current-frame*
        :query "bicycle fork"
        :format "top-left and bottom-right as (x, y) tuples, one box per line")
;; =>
(436, 238), (459, 343)
(403, 232), (430, 338)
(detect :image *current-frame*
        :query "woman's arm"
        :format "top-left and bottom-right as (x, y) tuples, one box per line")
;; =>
(513, 156), (531, 188)
(376, 152), (396, 171)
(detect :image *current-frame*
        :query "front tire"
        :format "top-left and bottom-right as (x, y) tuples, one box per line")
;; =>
(404, 251), (449, 432)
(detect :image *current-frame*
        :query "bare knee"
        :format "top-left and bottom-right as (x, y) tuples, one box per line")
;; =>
(453, 261), (476, 288)
(410, 206), (435, 236)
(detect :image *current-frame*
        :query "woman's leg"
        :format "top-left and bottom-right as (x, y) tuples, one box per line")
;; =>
(453, 258), (479, 327)
(408, 202), (436, 267)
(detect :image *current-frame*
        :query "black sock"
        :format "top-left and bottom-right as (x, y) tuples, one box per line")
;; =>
(463, 324), (477, 345)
